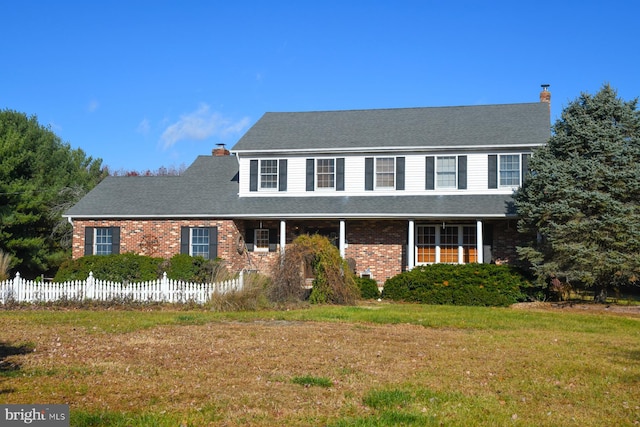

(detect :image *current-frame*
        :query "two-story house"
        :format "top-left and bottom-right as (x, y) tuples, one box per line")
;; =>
(64, 88), (551, 284)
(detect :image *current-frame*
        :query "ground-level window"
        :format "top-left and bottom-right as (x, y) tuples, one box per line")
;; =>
(180, 227), (218, 259)
(245, 227), (277, 252)
(84, 227), (120, 256)
(190, 228), (210, 258)
(416, 225), (478, 264)
(254, 228), (270, 251)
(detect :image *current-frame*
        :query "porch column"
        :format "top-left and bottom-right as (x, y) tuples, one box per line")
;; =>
(476, 219), (484, 264)
(407, 220), (415, 270)
(280, 220), (286, 255)
(339, 220), (346, 259)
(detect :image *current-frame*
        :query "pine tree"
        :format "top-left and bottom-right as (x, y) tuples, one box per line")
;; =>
(515, 84), (640, 302)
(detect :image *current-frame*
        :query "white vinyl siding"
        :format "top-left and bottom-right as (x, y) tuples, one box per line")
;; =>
(237, 153), (524, 196)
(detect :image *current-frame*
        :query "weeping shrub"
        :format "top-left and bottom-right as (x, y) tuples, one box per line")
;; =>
(269, 234), (359, 305)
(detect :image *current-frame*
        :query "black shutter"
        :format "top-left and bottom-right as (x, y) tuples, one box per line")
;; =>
(279, 159), (287, 191)
(365, 157), (374, 191)
(396, 157), (405, 190)
(522, 153), (531, 185)
(111, 227), (120, 255)
(268, 228), (278, 252)
(425, 156), (435, 190)
(306, 159), (315, 191)
(245, 228), (255, 252)
(209, 227), (218, 259)
(336, 158), (345, 191)
(457, 156), (467, 190)
(488, 155), (498, 189)
(249, 160), (258, 192)
(180, 227), (189, 255)
(84, 227), (93, 256)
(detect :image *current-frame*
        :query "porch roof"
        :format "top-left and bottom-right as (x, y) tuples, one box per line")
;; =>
(65, 156), (517, 220)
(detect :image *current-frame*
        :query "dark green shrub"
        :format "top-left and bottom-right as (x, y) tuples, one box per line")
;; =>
(382, 263), (532, 307)
(54, 253), (163, 282)
(162, 254), (228, 283)
(355, 277), (381, 299)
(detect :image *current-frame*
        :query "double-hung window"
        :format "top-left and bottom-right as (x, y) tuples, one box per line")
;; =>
(254, 229), (270, 252)
(316, 159), (335, 189)
(84, 227), (120, 256)
(499, 155), (520, 186)
(180, 226), (218, 260)
(375, 157), (395, 188)
(416, 225), (478, 264)
(436, 156), (457, 188)
(190, 228), (210, 259)
(95, 228), (113, 255)
(489, 154), (527, 189)
(260, 159), (278, 189)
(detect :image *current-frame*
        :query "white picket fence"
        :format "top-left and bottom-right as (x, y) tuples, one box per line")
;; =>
(0, 271), (244, 305)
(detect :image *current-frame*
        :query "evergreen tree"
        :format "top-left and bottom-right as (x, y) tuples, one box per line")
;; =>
(515, 85), (640, 302)
(0, 110), (106, 277)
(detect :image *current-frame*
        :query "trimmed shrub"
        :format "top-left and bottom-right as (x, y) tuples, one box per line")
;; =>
(356, 277), (381, 299)
(382, 263), (532, 307)
(54, 253), (163, 282)
(54, 253), (229, 284)
(162, 254), (229, 283)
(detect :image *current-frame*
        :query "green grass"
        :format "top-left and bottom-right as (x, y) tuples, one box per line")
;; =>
(291, 375), (333, 388)
(1, 303), (639, 426)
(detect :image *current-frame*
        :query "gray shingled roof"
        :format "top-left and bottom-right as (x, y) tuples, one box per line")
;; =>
(232, 103), (550, 153)
(64, 155), (517, 219)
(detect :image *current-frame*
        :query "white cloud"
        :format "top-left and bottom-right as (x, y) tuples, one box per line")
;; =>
(136, 118), (150, 135)
(160, 104), (250, 149)
(87, 99), (100, 112)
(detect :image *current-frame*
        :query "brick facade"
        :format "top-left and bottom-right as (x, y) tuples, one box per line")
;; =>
(72, 218), (522, 285)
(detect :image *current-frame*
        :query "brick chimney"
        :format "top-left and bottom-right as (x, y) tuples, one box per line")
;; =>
(540, 84), (551, 104)
(212, 143), (230, 156)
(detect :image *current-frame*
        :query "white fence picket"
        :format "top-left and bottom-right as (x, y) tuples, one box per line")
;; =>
(0, 270), (244, 305)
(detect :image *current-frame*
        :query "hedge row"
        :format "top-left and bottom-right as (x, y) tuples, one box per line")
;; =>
(54, 253), (225, 283)
(382, 263), (532, 306)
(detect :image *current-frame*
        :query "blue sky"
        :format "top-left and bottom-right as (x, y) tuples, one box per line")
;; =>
(3, 1), (639, 172)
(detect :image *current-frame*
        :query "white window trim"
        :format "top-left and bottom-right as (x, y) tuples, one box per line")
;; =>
(253, 228), (270, 252)
(415, 224), (477, 265)
(316, 158), (336, 190)
(189, 228), (210, 259)
(94, 228), (112, 255)
(498, 154), (521, 188)
(436, 155), (457, 189)
(259, 159), (279, 191)
(374, 157), (396, 190)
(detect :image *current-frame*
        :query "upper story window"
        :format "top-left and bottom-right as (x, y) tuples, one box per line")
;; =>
(499, 155), (520, 186)
(84, 227), (120, 256)
(426, 156), (466, 190)
(260, 159), (278, 189)
(488, 154), (529, 189)
(250, 159), (287, 192)
(436, 156), (457, 188)
(365, 157), (405, 191)
(375, 157), (395, 188)
(317, 159), (335, 189)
